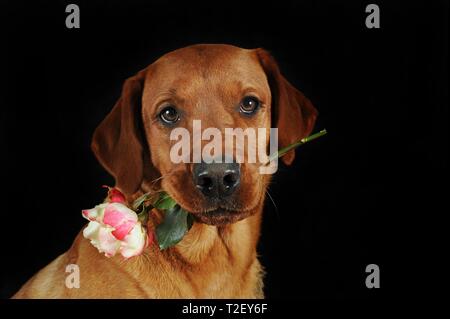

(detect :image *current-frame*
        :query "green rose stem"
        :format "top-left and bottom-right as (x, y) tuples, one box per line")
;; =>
(265, 129), (327, 164)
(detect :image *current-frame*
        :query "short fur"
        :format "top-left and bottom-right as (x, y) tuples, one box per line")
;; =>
(14, 44), (317, 298)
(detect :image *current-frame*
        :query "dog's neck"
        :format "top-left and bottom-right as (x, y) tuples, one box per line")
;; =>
(134, 182), (263, 267)
(123, 183), (265, 297)
(174, 206), (263, 265)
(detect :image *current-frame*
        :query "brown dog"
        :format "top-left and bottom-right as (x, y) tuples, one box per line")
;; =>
(13, 44), (317, 298)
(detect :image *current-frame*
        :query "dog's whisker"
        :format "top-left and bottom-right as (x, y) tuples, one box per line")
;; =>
(140, 171), (177, 195)
(265, 189), (280, 221)
(149, 170), (177, 186)
(149, 174), (166, 185)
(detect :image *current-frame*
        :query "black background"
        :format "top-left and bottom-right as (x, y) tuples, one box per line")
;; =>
(1, 0), (447, 300)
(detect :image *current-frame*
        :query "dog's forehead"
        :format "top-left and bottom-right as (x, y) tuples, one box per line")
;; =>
(143, 45), (266, 92)
(157, 44), (258, 71)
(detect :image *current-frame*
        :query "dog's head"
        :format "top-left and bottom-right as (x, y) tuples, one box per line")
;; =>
(92, 44), (317, 226)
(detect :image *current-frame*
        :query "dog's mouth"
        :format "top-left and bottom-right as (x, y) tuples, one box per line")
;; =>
(163, 194), (256, 226)
(165, 182), (259, 226)
(191, 206), (255, 226)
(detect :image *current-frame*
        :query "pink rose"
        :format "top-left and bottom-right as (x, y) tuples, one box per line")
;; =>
(82, 202), (148, 258)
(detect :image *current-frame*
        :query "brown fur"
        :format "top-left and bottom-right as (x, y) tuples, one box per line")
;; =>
(13, 44), (317, 298)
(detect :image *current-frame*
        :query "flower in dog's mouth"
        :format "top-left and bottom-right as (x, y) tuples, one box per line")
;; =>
(82, 187), (149, 258)
(82, 129), (327, 257)
(82, 186), (193, 256)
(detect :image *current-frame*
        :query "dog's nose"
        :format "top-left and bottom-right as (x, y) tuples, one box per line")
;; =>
(193, 161), (240, 198)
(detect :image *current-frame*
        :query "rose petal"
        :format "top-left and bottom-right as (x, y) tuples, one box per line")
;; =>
(81, 204), (107, 222)
(112, 221), (136, 240)
(103, 203), (138, 240)
(109, 188), (127, 204)
(83, 220), (101, 239)
(120, 223), (147, 259)
(83, 221), (120, 257)
(98, 227), (121, 257)
(103, 203), (137, 227)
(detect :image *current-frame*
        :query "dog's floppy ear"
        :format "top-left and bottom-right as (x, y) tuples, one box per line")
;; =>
(256, 49), (318, 165)
(91, 69), (150, 195)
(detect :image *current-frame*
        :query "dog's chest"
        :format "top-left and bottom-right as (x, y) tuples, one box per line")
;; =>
(139, 218), (264, 298)
(178, 243), (263, 298)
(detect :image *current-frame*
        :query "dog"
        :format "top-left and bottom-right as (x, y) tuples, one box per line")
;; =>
(13, 44), (317, 298)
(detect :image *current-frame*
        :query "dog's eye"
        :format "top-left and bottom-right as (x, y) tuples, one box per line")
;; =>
(159, 106), (180, 124)
(239, 96), (260, 115)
